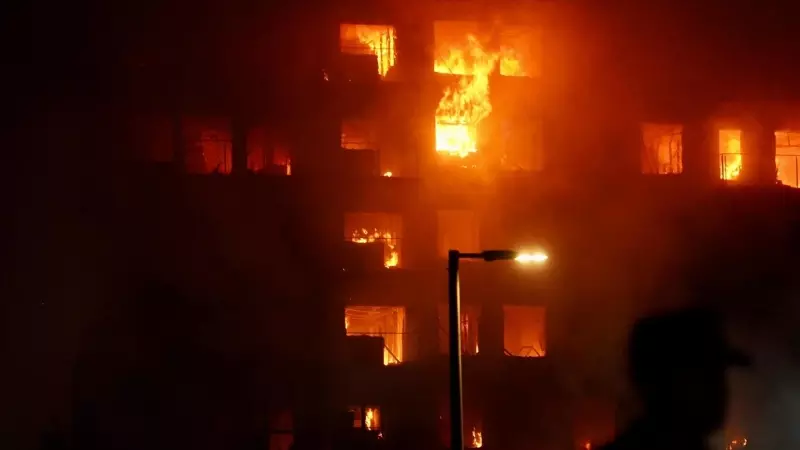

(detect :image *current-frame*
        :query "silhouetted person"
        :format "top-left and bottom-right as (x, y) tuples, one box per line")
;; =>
(599, 308), (749, 450)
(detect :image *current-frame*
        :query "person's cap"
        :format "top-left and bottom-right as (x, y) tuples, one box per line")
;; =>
(628, 308), (750, 385)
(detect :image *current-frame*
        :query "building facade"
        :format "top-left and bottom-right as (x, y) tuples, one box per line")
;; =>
(114, 1), (800, 450)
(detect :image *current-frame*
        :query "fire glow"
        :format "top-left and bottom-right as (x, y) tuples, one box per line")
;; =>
(433, 35), (524, 158)
(340, 24), (397, 77)
(351, 228), (399, 268)
(471, 427), (483, 448)
(719, 130), (743, 180)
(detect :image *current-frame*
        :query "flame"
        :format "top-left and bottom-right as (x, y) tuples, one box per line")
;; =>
(383, 171), (393, 177)
(583, 441), (592, 450)
(365, 407), (379, 430)
(342, 25), (396, 77)
(433, 36), (524, 159)
(351, 228), (399, 268)
(727, 438), (748, 450)
(720, 130), (742, 180)
(471, 427), (483, 448)
(345, 315), (350, 330)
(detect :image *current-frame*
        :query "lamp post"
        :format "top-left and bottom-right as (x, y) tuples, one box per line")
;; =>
(447, 249), (548, 450)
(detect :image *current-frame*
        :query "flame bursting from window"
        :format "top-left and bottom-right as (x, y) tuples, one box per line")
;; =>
(351, 228), (399, 268)
(341, 25), (397, 77)
(471, 427), (483, 448)
(720, 130), (743, 180)
(365, 408), (380, 430)
(433, 36), (523, 158)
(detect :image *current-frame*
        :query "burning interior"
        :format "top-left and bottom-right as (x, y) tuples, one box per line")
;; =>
(437, 210), (481, 258)
(641, 124), (683, 175)
(340, 24), (397, 78)
(349, 406), (382, 430)
(438, 304), (481, 355)
(503, 305), (546, 357)
(432, 21), (533, 162)
(344, 213), (402, 268)
(775, 131), (800, 187)
(245, 126), (292, 175)
(341, 119), (376, 150)
(183, 118), (232, 174)
(719, 129), (743, 180)
(345, 306), (406, 365)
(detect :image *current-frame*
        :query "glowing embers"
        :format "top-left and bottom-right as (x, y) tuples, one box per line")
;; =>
(345, 213), (402, 269)
(641, 124), (683, 174)
(727, 437), (747, 450)
(345, 306), (405, 365)
(719, 129), (743, 180)
(775, 131), (800, 188)
(340, 24), (397, 77)
(503, 305), (546, 357)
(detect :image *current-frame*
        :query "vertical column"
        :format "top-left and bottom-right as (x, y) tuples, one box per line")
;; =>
(478, 301), (504, 357)
(682, 120), (716, 184)
(231, 115), (248, 175)
(741, 118), (777, 184)
(172, 114), (185, 171)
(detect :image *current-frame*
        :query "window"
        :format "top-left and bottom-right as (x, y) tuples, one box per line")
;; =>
(437, 210), (480, 258)
(344, 213), (403, 268)
(340, 24), (397, 78)
(438, 304), (481, 355)
(775, 131), (800, 188)
(503, 305), (545, 357)
(341, 119), (376, 150)
(719, 129), (742, 180)
(349, 406), (382, 430)
(432, 21), (540, 77)
(183, 118), (232, 174)
(641, 124), (683, 175)
(345, 306), (406, 365)
(246, 127), (292, 175)
(432, 21), (540, 162)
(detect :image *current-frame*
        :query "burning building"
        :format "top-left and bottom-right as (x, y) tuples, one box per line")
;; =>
(109, 2), (800, 450)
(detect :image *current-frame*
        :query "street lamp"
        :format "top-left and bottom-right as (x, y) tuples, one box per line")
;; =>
(447, 249), (548, 450)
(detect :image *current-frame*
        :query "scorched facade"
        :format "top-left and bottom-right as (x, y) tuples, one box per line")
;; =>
(120, 1), (800, 450)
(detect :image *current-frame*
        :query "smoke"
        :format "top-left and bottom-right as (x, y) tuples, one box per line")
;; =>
(726, 289), (800, 450)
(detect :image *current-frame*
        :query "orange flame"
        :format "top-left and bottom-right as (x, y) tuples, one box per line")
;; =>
(365, 407), (380, 430)
(342, 25), (396, 77)
(471, 427), (483, 448)
(720, 130), (742, 180)
(351, 228), (399, 268)
(433, 36), (523, 159)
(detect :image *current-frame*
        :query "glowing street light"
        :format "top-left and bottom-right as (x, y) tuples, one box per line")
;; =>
(447, 248), (548, 450)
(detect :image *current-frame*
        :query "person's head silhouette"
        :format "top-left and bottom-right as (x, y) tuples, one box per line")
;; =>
(627, 308), (749, 436)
